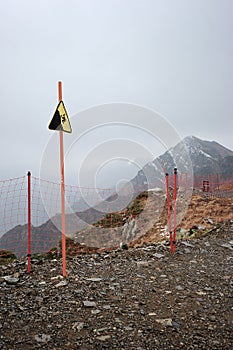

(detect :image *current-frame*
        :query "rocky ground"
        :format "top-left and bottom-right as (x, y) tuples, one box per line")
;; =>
(0, 221), (233, 350)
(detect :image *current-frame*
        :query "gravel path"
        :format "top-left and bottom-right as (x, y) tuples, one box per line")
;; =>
(0, 221), (232, 349)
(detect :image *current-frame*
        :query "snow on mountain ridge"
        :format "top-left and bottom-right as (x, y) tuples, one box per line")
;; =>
(199, 149), (213, 159)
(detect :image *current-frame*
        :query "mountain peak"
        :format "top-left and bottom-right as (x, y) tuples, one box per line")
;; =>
(182, 136), (233, 160)
(130, 135), (233, 189)
(183, 135), (200, 142)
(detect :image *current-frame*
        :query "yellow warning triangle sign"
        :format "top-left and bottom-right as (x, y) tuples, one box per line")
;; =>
(48, 100), (72, 133)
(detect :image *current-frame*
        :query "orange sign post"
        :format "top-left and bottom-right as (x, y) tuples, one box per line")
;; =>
(48, 81), (72, 277)
(58, 82), (66, 277)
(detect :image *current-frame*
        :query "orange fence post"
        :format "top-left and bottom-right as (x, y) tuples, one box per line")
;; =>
(165, 173), (173, 252)
(172, 168), (177, 253)
(58, 81), (67, 277)
(27, 171), (31, 273)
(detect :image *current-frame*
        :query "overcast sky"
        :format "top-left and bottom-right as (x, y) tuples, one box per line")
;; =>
(1, 0), (232, 186)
